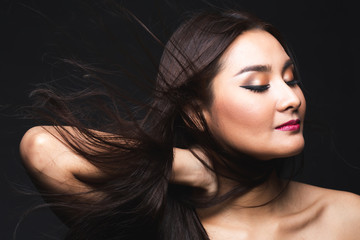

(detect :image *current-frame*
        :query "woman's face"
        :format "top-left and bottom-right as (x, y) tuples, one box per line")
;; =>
(203, 29), (306, 160)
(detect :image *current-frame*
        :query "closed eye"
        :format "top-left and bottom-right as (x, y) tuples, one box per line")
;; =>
(241, 79), (299, 93)
(241, 84), (270, 93)
(286, 79), (300, 87)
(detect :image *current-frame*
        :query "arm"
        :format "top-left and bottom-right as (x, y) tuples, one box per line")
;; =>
(19, 126), (108, 200)
(172, 147), (216, 195)
(20, 126), (216, 199)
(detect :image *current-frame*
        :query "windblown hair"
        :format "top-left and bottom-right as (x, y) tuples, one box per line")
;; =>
(26, 8), (302, 240)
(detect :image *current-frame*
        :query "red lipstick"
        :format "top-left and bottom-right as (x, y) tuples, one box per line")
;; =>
(276, 119), (300, 131)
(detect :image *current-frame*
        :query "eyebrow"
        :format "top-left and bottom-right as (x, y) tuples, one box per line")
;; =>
(235, 64), (271, 76)
(234, 59), (293, 76)
(282, 59), (294, 74)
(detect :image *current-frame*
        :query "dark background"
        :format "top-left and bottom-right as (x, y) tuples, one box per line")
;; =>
(1, 0), (359, 239)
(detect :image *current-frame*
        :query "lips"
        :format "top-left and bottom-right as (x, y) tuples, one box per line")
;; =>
(275, 119), (300, 131)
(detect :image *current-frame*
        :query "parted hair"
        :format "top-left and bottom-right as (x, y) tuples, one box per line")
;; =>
(27, 8), (301, 240)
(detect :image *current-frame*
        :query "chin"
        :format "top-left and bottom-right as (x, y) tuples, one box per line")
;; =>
(274, 142), (305, 159)
(256, 142), (305, 160)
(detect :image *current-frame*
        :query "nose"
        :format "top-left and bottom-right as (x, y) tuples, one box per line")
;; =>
(275, 81), (302, 112)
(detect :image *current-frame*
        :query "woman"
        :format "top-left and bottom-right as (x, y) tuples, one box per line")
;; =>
(19, 8), (360, 240)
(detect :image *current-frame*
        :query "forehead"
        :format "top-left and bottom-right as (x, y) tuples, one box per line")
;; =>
(220, 29), (289, 68)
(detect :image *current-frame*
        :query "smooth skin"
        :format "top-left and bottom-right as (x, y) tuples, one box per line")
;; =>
(20, 126), (215, 199)
(203, 30), (305, 160)
(20, 29), (360, 239)
(198, 29), (360, 239)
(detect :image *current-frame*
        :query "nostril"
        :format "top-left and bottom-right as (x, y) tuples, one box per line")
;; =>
(277, 95), (302, 112)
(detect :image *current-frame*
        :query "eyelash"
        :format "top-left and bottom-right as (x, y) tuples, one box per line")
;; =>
(241, 84), (270, 93)
(241, 79), (300, 93)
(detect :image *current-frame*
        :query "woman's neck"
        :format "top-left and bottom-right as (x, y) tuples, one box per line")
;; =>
(197, 171), (290, 226)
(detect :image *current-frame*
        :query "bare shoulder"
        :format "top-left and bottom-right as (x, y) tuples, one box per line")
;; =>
(296, 181), (360, 212)
(322, 186), (360, 239)
(290, 181), (360, 239)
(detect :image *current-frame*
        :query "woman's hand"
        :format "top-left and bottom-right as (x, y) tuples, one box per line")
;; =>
(172, 147), (217, 195)
(20, 126), (217, 198)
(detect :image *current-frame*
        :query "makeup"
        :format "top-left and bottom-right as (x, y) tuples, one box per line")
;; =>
(275, 119), (300, 131)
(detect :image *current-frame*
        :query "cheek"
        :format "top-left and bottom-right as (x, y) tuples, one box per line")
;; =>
(206, 90), (274, 146)
(220, 98), (268, 128)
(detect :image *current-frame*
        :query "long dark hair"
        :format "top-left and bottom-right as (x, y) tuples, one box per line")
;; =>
(25, 7), (302, 240)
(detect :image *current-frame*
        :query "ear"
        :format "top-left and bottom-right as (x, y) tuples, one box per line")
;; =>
(201, 107), (211, 126)
(182, 104), (207, 131)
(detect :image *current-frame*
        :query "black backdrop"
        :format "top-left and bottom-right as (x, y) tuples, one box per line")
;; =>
(1, 0), (360, 239)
